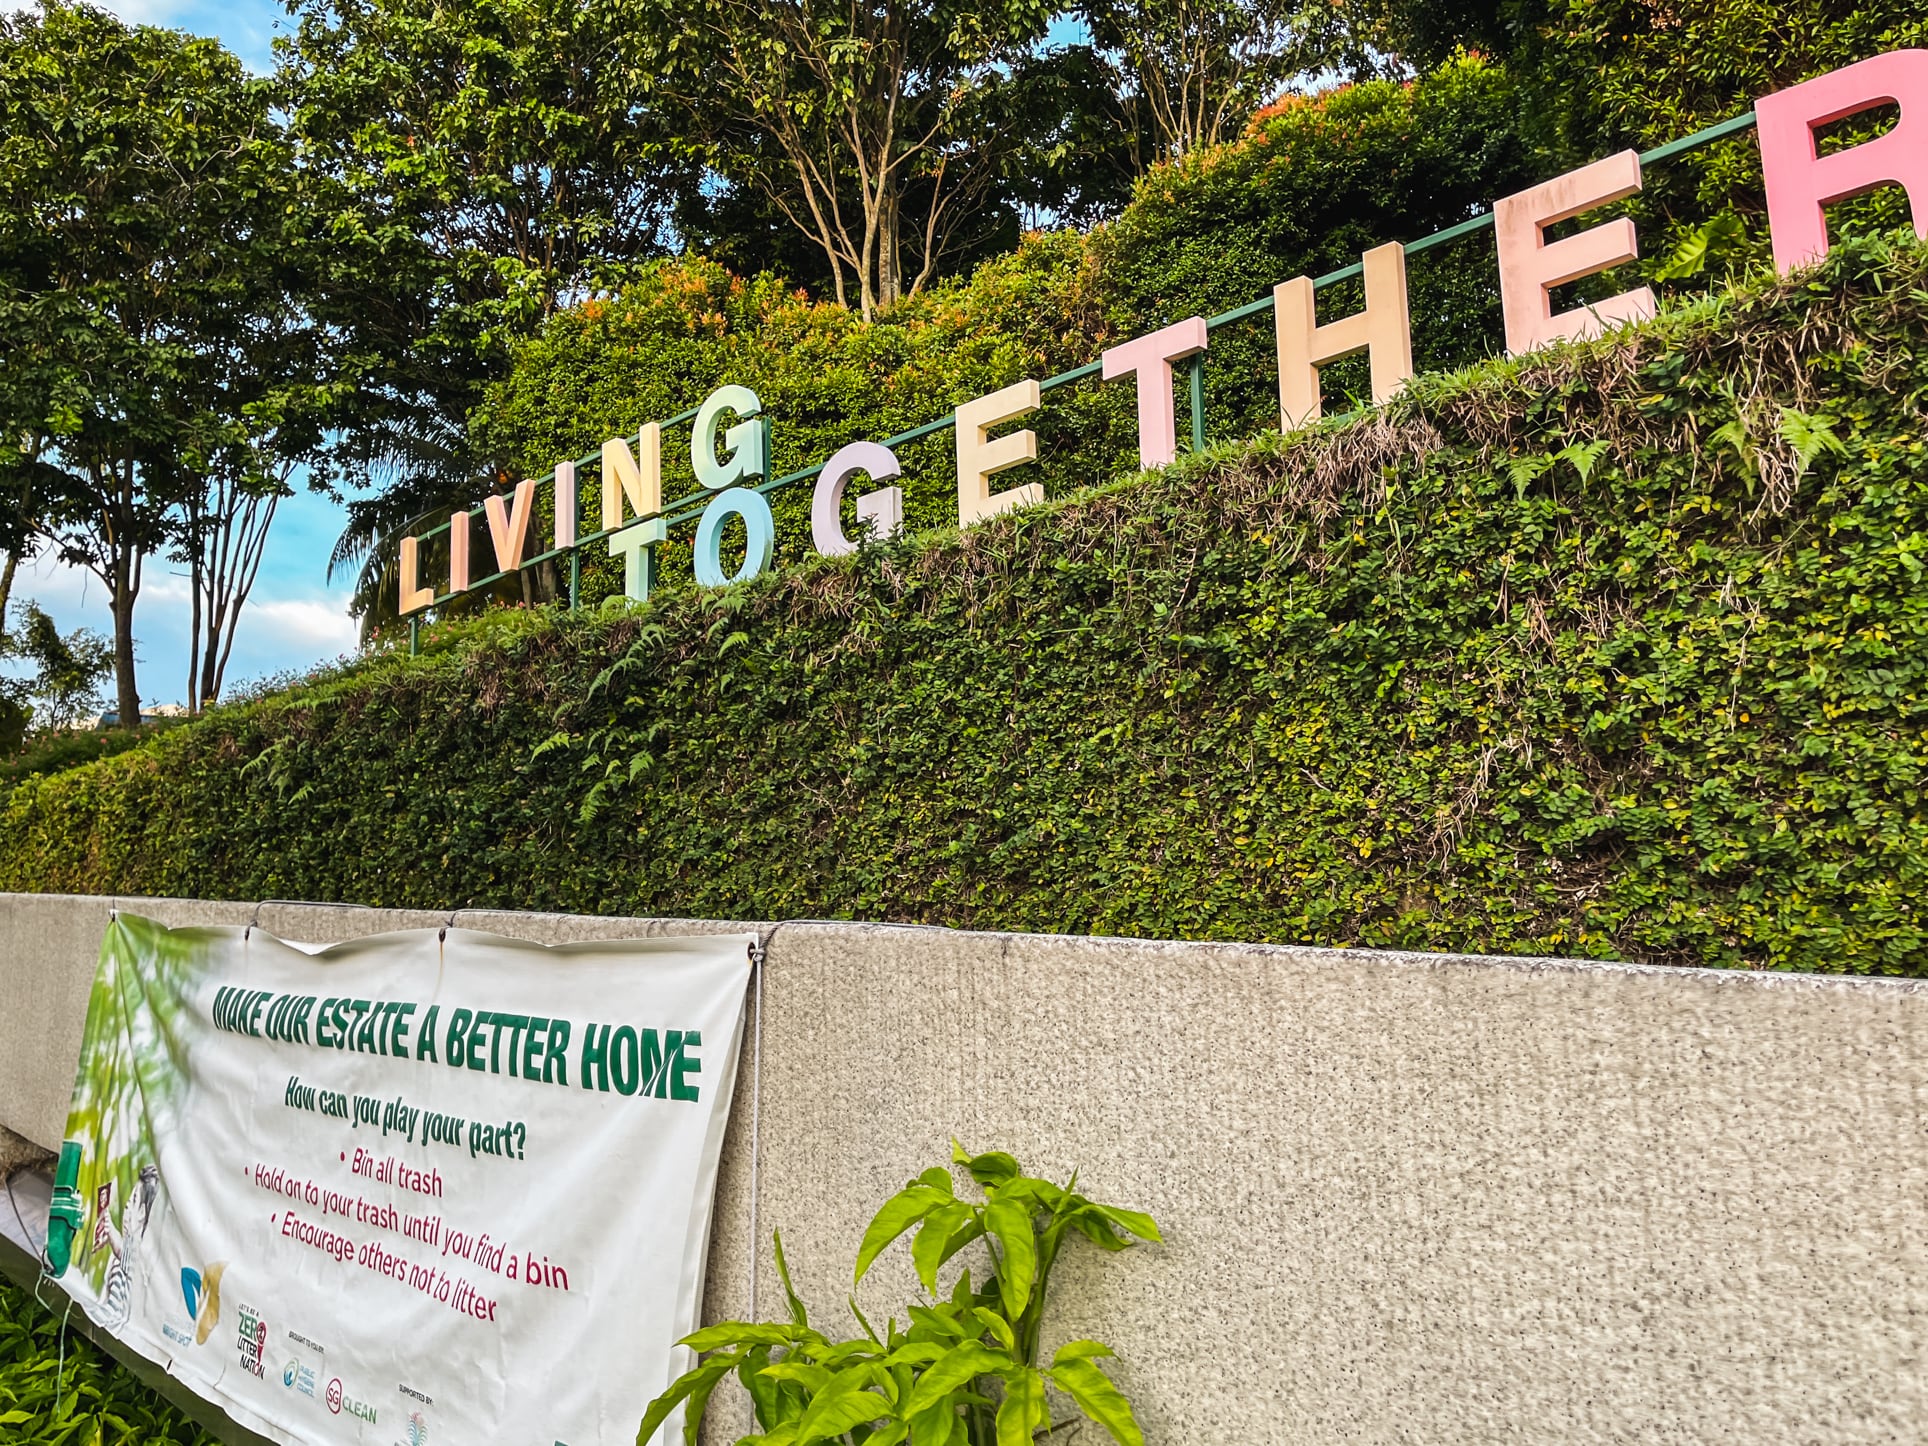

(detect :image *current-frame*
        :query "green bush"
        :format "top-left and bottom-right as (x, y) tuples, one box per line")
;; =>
(0, 728), (165, 805)
(0, 1273), (217, 1443)
(5, 237), (1928, 974)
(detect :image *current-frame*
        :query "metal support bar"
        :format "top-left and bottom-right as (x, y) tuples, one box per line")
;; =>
(1189, 355), (1206, 453)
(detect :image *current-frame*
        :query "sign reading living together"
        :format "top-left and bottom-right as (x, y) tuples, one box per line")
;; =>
(396, 48), (1928, 614)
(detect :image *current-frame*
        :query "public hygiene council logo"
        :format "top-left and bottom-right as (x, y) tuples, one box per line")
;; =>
(282, 1358), (317, 1398)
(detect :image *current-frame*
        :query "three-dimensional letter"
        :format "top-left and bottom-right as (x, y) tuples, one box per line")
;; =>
(693, 385), (767, 491)
(1758, 49), (1928, 274)
(693, 489), (775, 587)
(398, 536), (433, 614)
(1101, 318), (1209, 468)
(956, 380), (1042, 527)
(484, 479), (539, 573)
(1275, 242), (1414, 429)
(1495, 150), (1656, 354)
(813, 441), (904, 557)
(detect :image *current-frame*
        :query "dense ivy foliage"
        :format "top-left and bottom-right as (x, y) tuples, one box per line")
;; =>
(6, 238), (1928, 973)
(0, 1274), (216, 1443)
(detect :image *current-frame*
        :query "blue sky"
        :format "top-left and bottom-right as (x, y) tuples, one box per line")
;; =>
(12, 0), (356, 711)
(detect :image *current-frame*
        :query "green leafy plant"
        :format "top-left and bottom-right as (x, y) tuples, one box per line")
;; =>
(637, 1144), (1161, 1446)
(0, 1274), (218, 1443)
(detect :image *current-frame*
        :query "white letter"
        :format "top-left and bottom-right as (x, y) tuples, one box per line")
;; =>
(812, 442), (904, 557)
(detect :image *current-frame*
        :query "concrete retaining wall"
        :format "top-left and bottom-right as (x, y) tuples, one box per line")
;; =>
(3, 893), (1926, 1442)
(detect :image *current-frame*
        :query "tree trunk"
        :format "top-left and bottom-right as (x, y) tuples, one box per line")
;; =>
(0, 550), (18, 637)
(110, 547), (140, 726)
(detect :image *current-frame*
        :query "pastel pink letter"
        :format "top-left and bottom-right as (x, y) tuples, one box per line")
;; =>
(484, 479), (539, 573)
(1495, 150), (1656, 355)
(1758, 49), (1928, 275)
(1102, 317), (1208, 468)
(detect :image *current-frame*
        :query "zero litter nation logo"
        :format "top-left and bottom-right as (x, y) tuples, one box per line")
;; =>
(235, 1304), (267, 1378)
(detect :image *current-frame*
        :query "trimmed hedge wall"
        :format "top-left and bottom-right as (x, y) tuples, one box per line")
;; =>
(6, 237), (1928, 973)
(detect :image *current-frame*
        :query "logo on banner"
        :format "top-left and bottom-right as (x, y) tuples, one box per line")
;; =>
(404, 1410), (428, 1445)
(282, 1357), (317, 1398)
(179, 1262), (225, 1345)
(235, 1304), (267, 1378)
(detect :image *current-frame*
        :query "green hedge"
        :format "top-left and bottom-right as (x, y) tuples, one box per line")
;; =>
(7, 236), (1928, 973)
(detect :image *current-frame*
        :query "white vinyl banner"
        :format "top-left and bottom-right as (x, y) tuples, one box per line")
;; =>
(52, 914), (753, 1446)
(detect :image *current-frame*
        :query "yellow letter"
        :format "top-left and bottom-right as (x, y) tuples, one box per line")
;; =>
(956, 380), (1042, 527)
(1275, 241), (1413, 429)
(398, 536), (433, 614)
(602, 425), (662, 532)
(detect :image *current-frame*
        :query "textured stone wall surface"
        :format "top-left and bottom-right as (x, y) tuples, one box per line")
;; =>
(2, 895), (1924, 1443)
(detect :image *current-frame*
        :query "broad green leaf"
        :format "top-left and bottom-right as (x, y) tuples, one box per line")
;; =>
(908, 1302), (971, 1340)
(795, 1385), (894, 1445)
(1049, 1358), (1145, 1446)
(1070, 1213), (1133, 1251)
(902, 1342), (1015, 1418)
(996, 1367), (1048, 1446)
(635, 1350), (741, 1445)
(773, 1229), (812, 1329)
(883, 1342), (947, 1368)
(1051, 1339), (1116, 1365)
(1091, 1203), (1162, 1244)
(908, 1400), (964, 1446)
(739, 1346), (788, 1430)
(984, 1195), (1037, 1316)
(952, 1143), (1020, 1186)
(917, 1166), (955, 1194)
(911, 1202), (979, 1295)
(856, 1186), (955, 1285)
(681, 1321), (794, 1351)
(972, 1307), (1017, 1353)
(759, 1360), (835, 1393)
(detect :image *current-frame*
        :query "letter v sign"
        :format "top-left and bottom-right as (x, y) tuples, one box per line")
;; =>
(485, 480), (539, 573)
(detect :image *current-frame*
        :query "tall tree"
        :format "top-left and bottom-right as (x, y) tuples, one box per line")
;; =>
(0, 2), (317, 724)
(277, 0), (689, 591)
(643, 0), (1059, 319)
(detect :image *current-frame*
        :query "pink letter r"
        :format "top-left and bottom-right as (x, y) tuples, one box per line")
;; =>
(1758, 49), (1928, 275)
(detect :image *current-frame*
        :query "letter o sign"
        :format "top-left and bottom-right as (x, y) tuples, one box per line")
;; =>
(693, 487), (776, 588)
